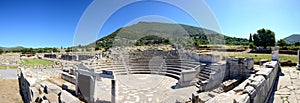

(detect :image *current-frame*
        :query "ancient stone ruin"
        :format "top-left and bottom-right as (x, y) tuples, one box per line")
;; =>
(18, 46), (280, 103)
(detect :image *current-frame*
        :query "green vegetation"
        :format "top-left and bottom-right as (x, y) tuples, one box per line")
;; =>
(277, 39), (287, 47)
(0, 48), (3, 54)
(227, 53), (297, 63)
(1, 47), (59, 54)
(253, 28), (276, 48)
(20, 59), (54, 66)
(224, 36), (249, 45)
(0, 65), (18, 70)
(281, 45), (300, 51)
(135, 35), (171, 46)
(249, 33), (253, 42)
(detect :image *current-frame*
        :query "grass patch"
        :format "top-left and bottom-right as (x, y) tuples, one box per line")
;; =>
(227, 53), (297, 63)
(20, 58), (54, 66)
(0, 65), (18, 70)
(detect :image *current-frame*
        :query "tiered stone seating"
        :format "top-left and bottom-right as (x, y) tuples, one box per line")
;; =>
(99, 50), (202, 81)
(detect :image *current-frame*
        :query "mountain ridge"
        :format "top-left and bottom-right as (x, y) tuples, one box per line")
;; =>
(90, 22), (249, 49)
(284, 34), (300, 44)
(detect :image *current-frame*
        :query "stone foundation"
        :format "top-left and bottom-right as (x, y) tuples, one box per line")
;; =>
(193, 61), (279, 103)
(18, 68), (79, 103)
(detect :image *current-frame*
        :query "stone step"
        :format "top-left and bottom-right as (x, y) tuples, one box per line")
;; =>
(164, 65), (197, 70)
(166, 68), (182, 72)
(164, 73), (180, 80)
(198, 73), (210, 79)
(166, 60), (199, 64)
(115, 72), (128, 75)
(165, 63), (200, 67)
(200, 70), (211, 76)
(165, 70), (181, 76)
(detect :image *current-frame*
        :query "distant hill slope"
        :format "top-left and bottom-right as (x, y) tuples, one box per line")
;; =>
(92, 22), (249, 49)
(0, 46), (24, 50)
(284, 34), (300, 44)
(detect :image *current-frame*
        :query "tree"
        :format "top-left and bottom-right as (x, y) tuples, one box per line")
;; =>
(252, 28), (276, 48)
(249, 42), (254, 48)
(277, 39), (287, 47)
(295, 42), (300, 46)
(249, 33), (253, 42)
(0, 48), (3, 54)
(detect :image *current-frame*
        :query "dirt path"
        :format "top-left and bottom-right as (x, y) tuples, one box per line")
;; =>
(0, 78), (23, 103)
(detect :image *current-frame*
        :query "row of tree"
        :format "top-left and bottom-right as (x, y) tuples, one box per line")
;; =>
(2, 47), (59, 54)
(248, 28), (286, 48)
(248, 28), (300, 50)
(249, 28), (276, 48)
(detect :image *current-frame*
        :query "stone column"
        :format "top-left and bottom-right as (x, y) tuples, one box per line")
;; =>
(272, 46), (279, 61)
(91, 69), (98, 103)
(92, 75), (97, 103)
(297, 50), (300, 70)
(111, 79), (116, 103)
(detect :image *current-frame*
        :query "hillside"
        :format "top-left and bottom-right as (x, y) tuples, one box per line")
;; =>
(0, 46), (24, 51)
(94, 22), (249, 49)
(284, 34), (300, 44)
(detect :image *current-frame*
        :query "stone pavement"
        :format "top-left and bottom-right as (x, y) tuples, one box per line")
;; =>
(97, 74), (196, 102)
(272, 67), (300, 103)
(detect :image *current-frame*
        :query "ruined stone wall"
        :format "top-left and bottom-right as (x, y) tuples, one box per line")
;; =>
(186, 53), (220, 63)
(205, 62), (227, 91)
(18, 70), (34, 103)
(225, 58), (254, 80)
(205, 61), (279, 103)
(61, 72), (76, 84)
(18, 68), (80, 103)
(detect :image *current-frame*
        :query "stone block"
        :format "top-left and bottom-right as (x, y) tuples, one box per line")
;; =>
(234, 94), (250, 103)
(232, 79), (251, 92)
(44, 82), (62, 94)
(179, 69), (197, 87)
(37, 95), (50, 103)
(59, 90), (80, 103)
(206, 93), (235, 103)
(197, 92), (217, 102)
(249, 75), (267, 103)
(263, 61), (278, 68)
(30, 87), (39, 102)
(27, 77), (37, 87)
(246, 58), (254, 69)
(249, 75), (265, 89)
(243, 86), (256, 100)
(45, 93), (59, 103)
(259, 59), (269, 67)
(255, 68), (273, 79)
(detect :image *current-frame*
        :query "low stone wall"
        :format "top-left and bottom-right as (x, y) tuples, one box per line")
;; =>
(61, 72), (76, 84)
(186, 53), (221, 63)
(203, 61), (279, 103)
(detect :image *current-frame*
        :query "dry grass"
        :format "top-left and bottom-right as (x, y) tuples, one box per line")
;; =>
(0, 78), (22, 103)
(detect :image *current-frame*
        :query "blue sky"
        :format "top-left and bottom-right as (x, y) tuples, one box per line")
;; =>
(0, 0), (299, 48)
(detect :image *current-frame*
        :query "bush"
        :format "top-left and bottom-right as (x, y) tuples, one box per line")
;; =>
(0, 48), (3, 54)
(249, 42), (254, 49)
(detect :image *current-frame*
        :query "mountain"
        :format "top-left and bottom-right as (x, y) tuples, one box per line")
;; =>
(284, 34), (300, 44)
(0, 46), (24, 50)
(93, 22), (249, 49)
